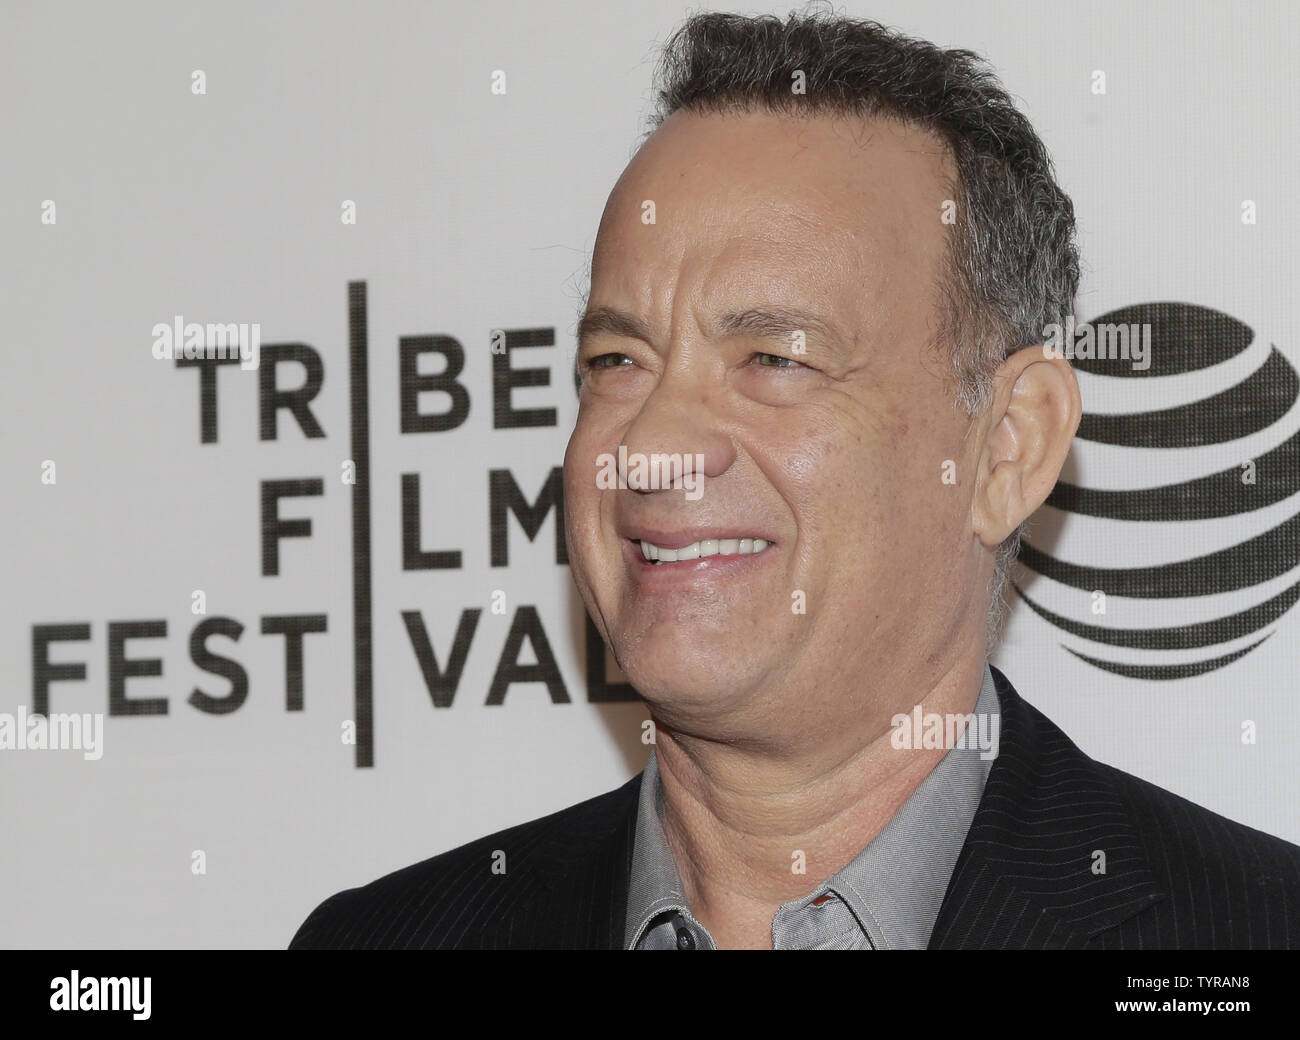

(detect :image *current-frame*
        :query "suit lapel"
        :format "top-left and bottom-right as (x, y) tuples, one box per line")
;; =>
(929, 666), (1167, 948)
(477, 775), (641, 949)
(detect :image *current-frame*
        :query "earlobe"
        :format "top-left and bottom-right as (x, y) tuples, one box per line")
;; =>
(973, 412), (1023, 548)
(971, 346), (1081, 549)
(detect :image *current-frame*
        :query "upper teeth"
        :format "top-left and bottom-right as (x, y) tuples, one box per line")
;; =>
(639, 538), (769, 562)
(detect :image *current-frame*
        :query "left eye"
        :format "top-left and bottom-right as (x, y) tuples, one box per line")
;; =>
(753, 352), (801, 368)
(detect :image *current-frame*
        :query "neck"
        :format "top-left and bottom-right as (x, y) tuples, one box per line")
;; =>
(653, 655), (984, 948)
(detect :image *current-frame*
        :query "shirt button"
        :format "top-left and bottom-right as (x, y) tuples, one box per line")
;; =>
(675, 928), (695, 950)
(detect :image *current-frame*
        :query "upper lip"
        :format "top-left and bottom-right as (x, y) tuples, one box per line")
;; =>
(618, 525), (776, 550)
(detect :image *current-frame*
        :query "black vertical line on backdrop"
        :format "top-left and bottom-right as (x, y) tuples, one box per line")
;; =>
(349, 281), (374, 767)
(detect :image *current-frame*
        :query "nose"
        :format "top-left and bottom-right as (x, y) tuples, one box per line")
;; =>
(618, 359), (735, 495)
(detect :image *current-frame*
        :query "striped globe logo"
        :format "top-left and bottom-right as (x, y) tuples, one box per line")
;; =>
(1015, 302), (1300, 679)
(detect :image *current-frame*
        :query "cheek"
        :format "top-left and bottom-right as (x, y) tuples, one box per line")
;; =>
(562, 426), (605, 547)
(772, 407), (897, 517)
(769, 405), (942, 576)
(568, 394), (632, 465)
(876, 410), (975, 576)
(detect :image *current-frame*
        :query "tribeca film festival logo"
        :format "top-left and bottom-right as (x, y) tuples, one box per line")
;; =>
(50, 972), (150, 1020)
(890, 706), (999, 761)
(1016, 302), (1300, 679)
(0, 707), (103, 760)
(151, 314), (260, 370)
(595, 446), (706, 501)
(31, 281), (640, 771)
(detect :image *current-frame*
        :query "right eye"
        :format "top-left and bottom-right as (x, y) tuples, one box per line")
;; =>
(588, 353), (634, 369)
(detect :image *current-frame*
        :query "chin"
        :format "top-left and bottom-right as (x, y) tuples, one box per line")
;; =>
(618, 633), (765, 713)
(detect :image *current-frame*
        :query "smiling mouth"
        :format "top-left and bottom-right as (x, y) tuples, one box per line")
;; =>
(638, 537), (771, 563)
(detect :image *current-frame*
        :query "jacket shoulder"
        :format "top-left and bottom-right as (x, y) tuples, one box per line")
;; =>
(1097, 759), (1300, 947)
(961, 666), (1300, 949)
(289, 775), (641, 949)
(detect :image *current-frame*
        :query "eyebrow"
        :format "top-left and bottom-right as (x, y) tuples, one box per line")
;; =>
(576, 307), (652, 346)
(576, 305), (843, 349)
(716, 306), (840, 344)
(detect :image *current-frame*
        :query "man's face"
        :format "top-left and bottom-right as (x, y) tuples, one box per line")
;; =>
(564, 110), (986, 737)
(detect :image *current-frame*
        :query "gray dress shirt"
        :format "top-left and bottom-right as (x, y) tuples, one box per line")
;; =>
(625, 664), (1001, 949)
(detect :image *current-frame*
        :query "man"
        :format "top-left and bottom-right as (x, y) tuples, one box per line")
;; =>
(291, 10), (1300, 949)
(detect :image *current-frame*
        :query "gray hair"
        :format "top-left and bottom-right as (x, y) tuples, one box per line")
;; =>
(647, 7), (1079, 651)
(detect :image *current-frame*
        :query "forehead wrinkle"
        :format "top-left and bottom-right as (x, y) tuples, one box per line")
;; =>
(593, 160), (898, 361)
(687, 221), (869, 354)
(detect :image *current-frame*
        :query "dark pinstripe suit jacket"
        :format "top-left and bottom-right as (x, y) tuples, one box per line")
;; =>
(290, 666), (1300, 949)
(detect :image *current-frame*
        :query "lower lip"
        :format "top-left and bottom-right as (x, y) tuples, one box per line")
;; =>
(621, 538), (776, 588)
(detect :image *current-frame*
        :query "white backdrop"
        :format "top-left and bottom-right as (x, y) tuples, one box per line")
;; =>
(2, 0), (1298, 948)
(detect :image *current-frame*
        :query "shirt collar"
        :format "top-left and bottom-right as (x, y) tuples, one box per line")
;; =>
(624, 663), (1000, 949)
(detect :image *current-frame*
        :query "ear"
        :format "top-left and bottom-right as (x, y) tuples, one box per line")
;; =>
(971, 345), (1082, 548)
